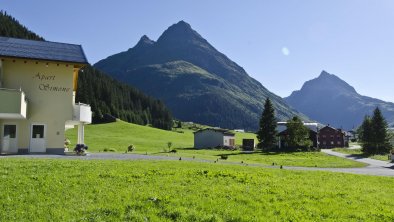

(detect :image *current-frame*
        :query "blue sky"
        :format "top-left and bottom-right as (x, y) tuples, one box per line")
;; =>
(2, 1), (394, 102)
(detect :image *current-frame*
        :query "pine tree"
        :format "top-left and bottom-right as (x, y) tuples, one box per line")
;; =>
(359, 107), (392, 155)
(285, 116), (312, 150)
(359, 115), (373, 154)
(257, 98), (277, 150)
(371, 107), (391, 154)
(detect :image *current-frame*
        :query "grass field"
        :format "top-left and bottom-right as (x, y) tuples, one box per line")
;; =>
(66, 121), (365, 168)
(66, 120), (256, 152)
(0, 158), (392, 221)
(332, 148), (391, 162)
(161, 149), (367, 168)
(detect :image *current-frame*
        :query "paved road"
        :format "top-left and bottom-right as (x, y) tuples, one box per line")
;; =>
(1, 151), (393, 177)
(318, 149), (394, 177)
(348, 143), (362, 150)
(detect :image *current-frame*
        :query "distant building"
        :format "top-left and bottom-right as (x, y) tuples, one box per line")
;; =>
(347, 130), (358, 141)
(194, 128), (235, 149)
(318, 125), (347, 148)
(242, 139), (255, 151)
(277, 122), (319, 149)
(278, 128), (318, 149)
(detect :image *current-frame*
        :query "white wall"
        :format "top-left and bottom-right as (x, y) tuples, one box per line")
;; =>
(194, 130), (224, 149)
(223, 135), (235, 147)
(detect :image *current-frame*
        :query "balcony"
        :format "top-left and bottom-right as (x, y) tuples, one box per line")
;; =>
(0, 88), (27, 119)
(72, 102), (92, 124)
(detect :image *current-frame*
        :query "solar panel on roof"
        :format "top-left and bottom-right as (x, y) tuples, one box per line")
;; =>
(0, 37), (88, 64)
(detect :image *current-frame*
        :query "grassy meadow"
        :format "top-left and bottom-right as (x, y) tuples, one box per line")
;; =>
(0, 158), (392, 221)
(66, 121), (365, 168)
(66, 121), (256, 152)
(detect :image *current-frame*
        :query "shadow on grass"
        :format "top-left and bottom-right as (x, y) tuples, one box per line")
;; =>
(214, 151), (260, 157)
(174, 147), (197, 151)
(213, 150), (311, 157)
(347, 154), (369, 159)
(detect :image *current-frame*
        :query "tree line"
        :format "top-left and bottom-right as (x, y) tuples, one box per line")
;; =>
(257, 98), (393, 155)
(358, 108), (392, 155)
(0, 11), (44, 41)
(76, 66), (173, 130)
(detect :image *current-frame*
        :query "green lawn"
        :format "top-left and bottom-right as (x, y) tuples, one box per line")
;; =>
(332, 148), (391, 162)
(0, 158), (392, 221)
(161, 149), (366, 168)
(66, 120), (256, 153)
(66, 121), (365, 168)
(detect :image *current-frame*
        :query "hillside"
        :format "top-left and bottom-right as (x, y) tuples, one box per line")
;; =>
(76, 65), (173, 129)
(0, 10), (44, 40)
(0, 11), (173, 130)
(65, 120), (364, 168)
(94, 21), (307, 131)
(65, 120), (256, 152)
(285, 70), (394, 129)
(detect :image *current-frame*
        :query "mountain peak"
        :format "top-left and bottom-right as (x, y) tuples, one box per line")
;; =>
(305, 70), (357, 94)
(319, 70), (331, 77)
(135, 35), (155, 47)
(285, 70), (394, 129)
(157, 20), (204, 44)
(174, 20), (192, 29)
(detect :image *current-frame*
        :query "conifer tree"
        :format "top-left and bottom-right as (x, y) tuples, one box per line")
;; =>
(257, 98), (277, 150)
(285, 116), (312, 150)
(359, 107), (392, 154)
(371, 107), (391, 153)
(359, 115), (373, 153)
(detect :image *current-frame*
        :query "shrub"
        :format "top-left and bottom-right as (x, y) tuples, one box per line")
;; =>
(127, 145), (135, 152)
(109, 148), (117, 152)
(64, 139), (71, 149)
(220, 154), (228, 160)
(74, 144), (88, 155)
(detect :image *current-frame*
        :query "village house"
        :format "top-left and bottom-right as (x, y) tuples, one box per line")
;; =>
(277, 122), (318, 149)
(318, 125), (347, 148)
(194, 128), (235, 149)
(0, 37), (91, 154)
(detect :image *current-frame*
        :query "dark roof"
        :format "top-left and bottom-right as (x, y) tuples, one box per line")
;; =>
(320, 125), (344, 134)
(278, 128), (317, 136)
(194, 128), (235, 136)
(0, 37), (88, 64)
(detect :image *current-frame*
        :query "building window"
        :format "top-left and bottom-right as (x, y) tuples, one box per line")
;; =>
(322, 135), (326, 138)
(337, 141), (341, 145)
(32, 125), (44, 138)
(4, 125), (16, 138)
(331, 141), (334, 145)
(323, 141), (326, 145)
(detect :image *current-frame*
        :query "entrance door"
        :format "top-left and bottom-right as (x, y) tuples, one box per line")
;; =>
(1, 124), (17, 153)
(30, 124), (46, 153)
(229, 139), (235, 147)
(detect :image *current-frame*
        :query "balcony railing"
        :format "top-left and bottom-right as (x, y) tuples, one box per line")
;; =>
(0, 88), (27, 119)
